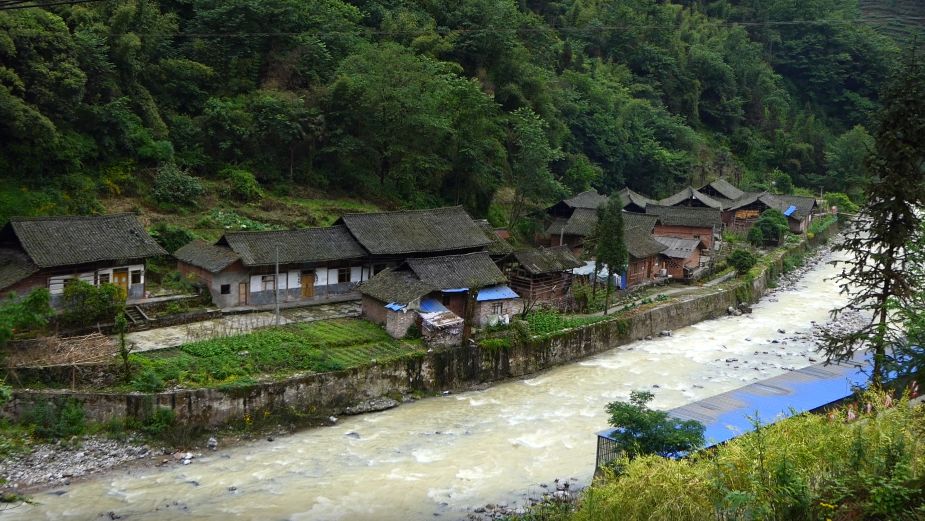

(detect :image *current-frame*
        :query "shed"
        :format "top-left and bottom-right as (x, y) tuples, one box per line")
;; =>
(507, 247), (583, 305)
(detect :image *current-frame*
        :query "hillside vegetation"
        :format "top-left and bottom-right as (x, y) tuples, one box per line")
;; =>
(0, 0), (902, 231)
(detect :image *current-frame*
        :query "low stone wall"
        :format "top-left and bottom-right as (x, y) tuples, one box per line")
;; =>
(5, 222), (841, 427)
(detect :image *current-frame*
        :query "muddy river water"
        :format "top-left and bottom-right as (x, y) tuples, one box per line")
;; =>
(8, 252), (851, 521)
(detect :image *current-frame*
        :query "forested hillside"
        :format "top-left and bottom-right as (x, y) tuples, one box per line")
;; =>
(0, 0), (902, 229)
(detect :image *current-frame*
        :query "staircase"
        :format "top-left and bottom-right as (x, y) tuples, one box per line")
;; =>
(125, 305), (150, 326)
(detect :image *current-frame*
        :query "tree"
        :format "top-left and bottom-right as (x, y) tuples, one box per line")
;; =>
(825, 125), (874, 201)
(504, 107), (564, 227)
(605, 390), (705, 459)
(728, 249), (757, 276)
(0, 288), (52, 349)
(747, 208), (789, 246)
(595, 198), (628, 315)
(824, 51), (925, 386)
(891, 221), (925, 385)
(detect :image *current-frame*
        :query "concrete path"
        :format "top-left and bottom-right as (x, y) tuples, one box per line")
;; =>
(125, 301), (361, 353)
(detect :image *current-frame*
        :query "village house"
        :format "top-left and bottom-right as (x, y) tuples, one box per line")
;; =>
(335, 206), (492, 269)
(644, 204), (722, 250)
(622, 213), (668, 288)
(359, 252), (521, 343)
(0, 214), (167, 306)
(544, 189), (609, 252)
(505, 246), (583, 307)
(723, 192), (817, 234)
(659, 186), (725, 210)
(697, 178), (745, 208)
(174, 225), (368, 309)
(475, 219), (514, 261)
(654, 236), (709, 281)
(616, 187), (657, 213)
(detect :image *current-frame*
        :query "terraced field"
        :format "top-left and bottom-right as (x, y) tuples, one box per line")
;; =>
(131, 319), (425, 389)
(860, 0), (925, 48)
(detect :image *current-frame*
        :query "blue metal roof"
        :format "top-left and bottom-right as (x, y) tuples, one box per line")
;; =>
(783, 205), (798, 217)
(384, 302), (405, 311)
(476, 284), (519, 302)
(419, 297), (450, 313)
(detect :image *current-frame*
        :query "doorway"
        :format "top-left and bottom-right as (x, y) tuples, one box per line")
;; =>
(301, 271), (315, 298)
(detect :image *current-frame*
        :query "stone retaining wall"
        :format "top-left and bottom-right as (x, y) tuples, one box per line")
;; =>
(5, 222), (840, 427)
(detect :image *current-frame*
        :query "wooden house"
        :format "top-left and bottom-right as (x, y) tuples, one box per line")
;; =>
(723, 193), (817, 234)
(622, 213), (669, 288)
(616, 187), (657, 213)
(545, 189), (609, 253)
(475, 219), (514, 261)
(0, 214), (167, 306)
(506, 247), (583, 305)
(659, 187), (725, 210)
(175, 225), (368, 309)
(359, 252), (521, 341)
(644, 204), (722, 250)
(654, 236), (709, 281)
(697, 178), (745, 208)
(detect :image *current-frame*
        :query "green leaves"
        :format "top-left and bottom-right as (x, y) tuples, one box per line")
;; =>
(605, 389), (705, 459)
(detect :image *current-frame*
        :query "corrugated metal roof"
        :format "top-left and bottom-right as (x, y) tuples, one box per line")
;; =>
(476, 284), (519, 302)
(654, 236), (703, 259)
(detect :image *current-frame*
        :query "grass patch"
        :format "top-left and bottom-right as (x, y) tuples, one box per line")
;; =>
(524, 310), (609, 336)
(128, 319), (425, 389)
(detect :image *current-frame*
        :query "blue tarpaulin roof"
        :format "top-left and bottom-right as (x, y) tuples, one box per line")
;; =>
(476, 284), (519, 302)
(419, 297), (450, 313)
(783, 205), (798, 217)
(384, 302), (405, 311)
(442, 288), (468, 293)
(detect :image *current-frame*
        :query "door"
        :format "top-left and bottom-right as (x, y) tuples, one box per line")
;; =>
(112, 269), (129, 293)
(238, 282), (248, 305)
(301, 271), (315, 298)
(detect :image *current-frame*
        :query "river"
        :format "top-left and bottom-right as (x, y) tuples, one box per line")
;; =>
(7, 251), (851, 521)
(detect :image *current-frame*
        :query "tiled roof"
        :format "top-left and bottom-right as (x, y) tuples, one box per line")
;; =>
(545, 207), (599, 237)
(625, 227), (668, 259)
(174, 240), (240, 273)
(337, 206), (489, 255)
(773, 195), (817, 220)
(218, 225), (366, 266)
(562, 189), (609, 209)
(358, 268), (433, 305)
(513, 247), (582, 275)
(659, 187), (724, 209)
(0, 248), (38, 292)
(617, 188), (657, 211)
(654, 236), (703, 259)
(475, 220), (514, 256)
(622, 212), (659, 233)
(1, 214), (167, 268)
(407, 252), (507, 290)
(725, 191), (766, 210)
(645, 204), (722, 228)
(703, 178), (745, 200)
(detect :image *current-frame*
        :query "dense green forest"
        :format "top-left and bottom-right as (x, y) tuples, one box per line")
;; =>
(0, 0), (904, 227)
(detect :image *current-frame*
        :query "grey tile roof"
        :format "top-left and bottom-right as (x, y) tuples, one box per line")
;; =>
(358, 268), (433, 305)
(645, 204), (722, 228)
(773, 195), (817, 220)
(725, 191), (767, 210)
(218, 225), (366, 266)
(545, 207), (599, 237)
(562, 189), (609, 209)
(0, 248), (38, 291)
(659, 187), (724, 209)
(622, 212), (659, 233)
(475, 220), (514, 256)
(1, 214), (167, 268)
(513, 246), (582, 275)
(407, 252), (507, 290)
(174, 240), (240, 273)
(617, 188), (657, 211)
(703, 178), (744, 200)
(654, 236), (704, 259)
(337, 206), (489, 255)
(625, 227), (669, 259)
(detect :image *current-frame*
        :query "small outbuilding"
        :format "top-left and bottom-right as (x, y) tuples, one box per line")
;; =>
(506, 247), (583, 306)
(654, 236), (708, 281)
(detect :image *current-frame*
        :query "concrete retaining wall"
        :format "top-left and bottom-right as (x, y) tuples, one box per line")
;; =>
(5, 223), (840, 427)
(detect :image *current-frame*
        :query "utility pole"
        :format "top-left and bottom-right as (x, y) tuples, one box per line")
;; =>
(275, 243), (281, 326)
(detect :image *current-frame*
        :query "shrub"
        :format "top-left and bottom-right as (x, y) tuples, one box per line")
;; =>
(141, 407), (176, 436)
(823, 192), (859, 214)
(605, 390), (704, 459)
(221, 167), (263, 202)
(132, 369), (165, 392)
(22, 398), (86, 440)
(748, 209), (789, 246)
(60, 280), (125, 328)
(728, 249), (757, 276)
(150, 223), (195, 253)
(152, 163), (203, 207)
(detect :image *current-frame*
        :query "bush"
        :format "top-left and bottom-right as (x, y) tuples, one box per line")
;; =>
(605, 390), (704, 459)
(141, 407), (175, 436)
(748, 209), (789, 246)
(150, 223), (195, 253)
(728, 249), (757, 276)
(60, 280), (125, 328)
(132, 369), (165, 392)
(823, 192), (859, 214)
(22, 398), (86, 440)
(152, 163), (203, 207)
(221, 167), (263, 202)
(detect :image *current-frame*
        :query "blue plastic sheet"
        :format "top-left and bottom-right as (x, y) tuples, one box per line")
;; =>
(476, 285), (519, 302)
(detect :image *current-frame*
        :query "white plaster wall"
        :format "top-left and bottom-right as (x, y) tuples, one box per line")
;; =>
(350, 266), (362, 282)
(315, 267), (329, 287)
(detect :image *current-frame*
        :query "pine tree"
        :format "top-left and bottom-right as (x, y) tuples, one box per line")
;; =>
(824, 50), (925, 386)
(595, 198), (628, 315)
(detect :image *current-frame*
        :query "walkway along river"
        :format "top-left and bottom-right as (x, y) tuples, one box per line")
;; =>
(7, 250), (854, 521)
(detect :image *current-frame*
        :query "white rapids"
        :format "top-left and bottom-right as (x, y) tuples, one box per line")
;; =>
(6, 251), (851, 521)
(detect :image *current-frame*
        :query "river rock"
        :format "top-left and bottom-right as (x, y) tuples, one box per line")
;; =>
(207, 437), (218, 451)
(659, 330), (672, 337)
(344, 397), (400, 415)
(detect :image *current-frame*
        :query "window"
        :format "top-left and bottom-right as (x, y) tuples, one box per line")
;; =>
(490, 302), (503, 315)
(337, 268), (350, 283)
(130, 270), (142, 285)
(261, 275), (276, 291)
(220, 284), (231, 295)
(98, 273), (110, 285)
